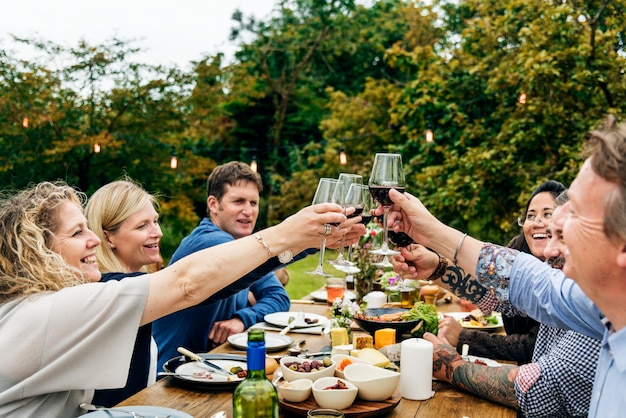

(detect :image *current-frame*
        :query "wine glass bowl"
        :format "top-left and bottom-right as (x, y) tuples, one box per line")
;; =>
(368, 153), (406, 267)
(306, 178), (344, 276)
(328, 174), (362, 268)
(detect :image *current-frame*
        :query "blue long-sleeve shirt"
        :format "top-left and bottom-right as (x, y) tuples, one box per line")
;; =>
(475, 244), (623, 418)
(153, 218), (310, 371)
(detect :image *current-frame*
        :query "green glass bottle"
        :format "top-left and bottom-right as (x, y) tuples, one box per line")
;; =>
(232, 329), (279, 417)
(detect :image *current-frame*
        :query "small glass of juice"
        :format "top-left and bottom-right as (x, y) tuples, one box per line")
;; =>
(325, 277), (345, 306)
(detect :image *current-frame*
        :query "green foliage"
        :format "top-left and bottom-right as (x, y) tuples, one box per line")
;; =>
(2, 0), (626, 248)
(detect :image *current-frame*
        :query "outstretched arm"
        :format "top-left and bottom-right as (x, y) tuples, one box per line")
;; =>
(423, 332), (519, 409)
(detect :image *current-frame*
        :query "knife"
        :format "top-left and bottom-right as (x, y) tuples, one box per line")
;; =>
(279, 311), (304, 335)
(177, 347), (235, 377)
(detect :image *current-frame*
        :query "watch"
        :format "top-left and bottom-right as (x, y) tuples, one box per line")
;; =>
(278, 249), (294, 264)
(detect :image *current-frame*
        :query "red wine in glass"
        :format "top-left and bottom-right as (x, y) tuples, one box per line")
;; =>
(347, 206), (364, 219)
(388, 231), (414, 247)
(359, 214), (373, 225)
(369, 185), (406, 207)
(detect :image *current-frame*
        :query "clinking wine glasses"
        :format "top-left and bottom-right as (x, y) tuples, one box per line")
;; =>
(306, 178), (344, 276)
(368, 153), (406, 268)
(327, 173), (363, 268)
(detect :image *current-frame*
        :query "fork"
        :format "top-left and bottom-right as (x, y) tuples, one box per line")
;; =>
(79, 402), (170, 418)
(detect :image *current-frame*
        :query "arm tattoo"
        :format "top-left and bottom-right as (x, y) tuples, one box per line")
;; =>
(452, 363), (519, 409)
(439, 264), (488, 304)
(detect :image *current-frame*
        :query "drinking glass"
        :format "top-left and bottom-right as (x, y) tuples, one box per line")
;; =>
(306, 178), (344, 276)
(368, 153), (406, 268)
(328, 174), (363, 267)
(332, 183), (373, 274)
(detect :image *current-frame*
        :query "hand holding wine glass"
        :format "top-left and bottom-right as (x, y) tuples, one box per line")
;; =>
(306, 178), (344, 276)
(368, 153), (406, 268)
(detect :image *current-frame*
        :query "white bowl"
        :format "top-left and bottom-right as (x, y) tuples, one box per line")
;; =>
(331, 354), (372, 379)
(312, 376), (358, 410)
(277, 378), (313, 402)
(280, 356), (336, 383)
(343, 363), (400, 401)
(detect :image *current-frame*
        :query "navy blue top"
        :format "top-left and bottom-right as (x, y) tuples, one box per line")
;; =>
(153, 218), (314, 372)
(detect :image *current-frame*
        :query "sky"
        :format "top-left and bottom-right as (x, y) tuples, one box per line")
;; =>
(0, 0), (278, 69)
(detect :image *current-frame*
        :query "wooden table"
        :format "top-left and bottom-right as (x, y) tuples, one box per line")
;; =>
(119, 299), (516, 417)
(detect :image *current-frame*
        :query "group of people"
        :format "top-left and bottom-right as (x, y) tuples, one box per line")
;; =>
(1, 115), (625, 417)
(385, 114), (626, 417)
(0, 162), (365, 417)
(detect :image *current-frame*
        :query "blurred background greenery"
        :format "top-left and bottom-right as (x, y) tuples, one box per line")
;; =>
(2, 0), (625, 264)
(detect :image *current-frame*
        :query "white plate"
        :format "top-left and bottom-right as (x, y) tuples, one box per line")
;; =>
(228, 332), (293, 352)
(468, 356), (501, 367)
(264, 312), (328, 329)
(175, 359), (247, 383)
(439, 312), (503, 330)
(309, 290), (356, 302)
(84, 406), (192, 418)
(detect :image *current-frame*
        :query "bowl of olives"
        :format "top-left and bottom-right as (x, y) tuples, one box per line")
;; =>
(280, 356), (336, 382)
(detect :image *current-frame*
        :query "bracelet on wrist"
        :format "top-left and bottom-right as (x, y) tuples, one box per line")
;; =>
(426, 248), (448, 280)
(252, 234), (272, 258)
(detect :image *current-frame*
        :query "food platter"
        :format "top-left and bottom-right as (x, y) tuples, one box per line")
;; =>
(162, 353), (247, 390)
(439, 312), (503, 330)
(279, 387), (401, 417)
(264, 312), (329, 329)
(228, 332), (293, 352)
(309, 290), (356, 303)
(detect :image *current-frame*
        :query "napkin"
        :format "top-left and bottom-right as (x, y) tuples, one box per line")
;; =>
(400, 338), (435, 400)
(250, 322), (327, 335)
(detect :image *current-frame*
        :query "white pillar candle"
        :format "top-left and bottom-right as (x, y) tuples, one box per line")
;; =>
(400, 338), (434, 400)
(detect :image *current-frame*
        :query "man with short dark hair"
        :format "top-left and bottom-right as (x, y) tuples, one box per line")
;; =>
(154, 162), (311, 371)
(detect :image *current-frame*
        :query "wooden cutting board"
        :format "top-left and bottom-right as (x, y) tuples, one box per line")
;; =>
(279, 388), (401, 417)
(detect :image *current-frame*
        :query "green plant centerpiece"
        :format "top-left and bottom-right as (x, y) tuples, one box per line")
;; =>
(348, 222), (384, 303)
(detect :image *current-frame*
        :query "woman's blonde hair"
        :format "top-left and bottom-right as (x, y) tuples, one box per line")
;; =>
(0, 181), (88, 301)
(85, 178), (159, 273)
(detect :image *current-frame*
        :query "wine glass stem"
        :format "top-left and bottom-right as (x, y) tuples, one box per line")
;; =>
(381, 208), (391, 252)
(336, 236), (346, 261)
(317, 239), (327, 270)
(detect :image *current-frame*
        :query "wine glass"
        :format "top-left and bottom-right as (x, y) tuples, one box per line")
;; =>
(368, 153), (406, 268)
(327, 173), (362, 267)
(333, 183), (375, 274)
(306, 178), (344, 276)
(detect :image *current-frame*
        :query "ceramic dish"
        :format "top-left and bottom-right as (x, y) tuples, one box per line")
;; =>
(468, 356), (501, 367)
(439, 312), (503, 330)
(83, 406), (192, 417)
(352, 308), (421, 340)
(162, 353), (247, 390)
(228, 332), (293, 352)
(264, 312), (329, 329)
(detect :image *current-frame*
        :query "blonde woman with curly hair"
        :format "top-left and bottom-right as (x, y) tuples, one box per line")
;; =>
(0, 180), (363, 417)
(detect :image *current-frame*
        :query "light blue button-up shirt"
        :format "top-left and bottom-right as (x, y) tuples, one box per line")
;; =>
(475, 244), (626, 418)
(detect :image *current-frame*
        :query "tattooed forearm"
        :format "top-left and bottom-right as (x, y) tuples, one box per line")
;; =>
(432, 348), (463, 382)
(439, 264), (488, 304)
(452, 363), (519, 409)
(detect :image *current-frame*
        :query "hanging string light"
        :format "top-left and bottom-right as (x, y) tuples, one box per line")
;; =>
(93, 143), (101, 153)
(250, 156), (258, 172)
(425, 127), (434, 143)
(22, 117), (29, 128)
(339, 147), (347, 165)
(170, 153), (178, 169)
(518, 93), (527, 104)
